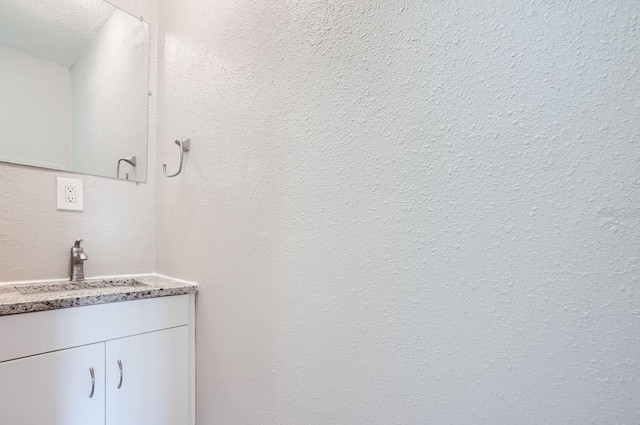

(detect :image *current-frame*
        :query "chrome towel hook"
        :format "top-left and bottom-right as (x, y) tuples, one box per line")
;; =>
(163, 139), (190, 178)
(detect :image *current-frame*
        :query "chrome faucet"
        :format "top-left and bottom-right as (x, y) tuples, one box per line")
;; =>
(70, 239), (88, 282)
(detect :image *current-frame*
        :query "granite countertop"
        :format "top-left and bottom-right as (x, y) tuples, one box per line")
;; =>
(0, 274), (198, 316)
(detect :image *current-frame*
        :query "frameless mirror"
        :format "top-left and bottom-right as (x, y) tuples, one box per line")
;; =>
(0, 0), (149, 182)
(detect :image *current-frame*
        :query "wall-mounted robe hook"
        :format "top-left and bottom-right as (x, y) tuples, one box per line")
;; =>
(163, 139), (190, 177)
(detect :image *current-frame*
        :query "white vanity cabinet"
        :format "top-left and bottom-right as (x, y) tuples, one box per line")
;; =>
(0, 294), (196, 425)
(106, 326), (190, 425)
(0, 343), (106, 425)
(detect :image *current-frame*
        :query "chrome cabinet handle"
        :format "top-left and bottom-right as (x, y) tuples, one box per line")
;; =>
(89, 367), (95, 398)
(117, 359), (123, 389)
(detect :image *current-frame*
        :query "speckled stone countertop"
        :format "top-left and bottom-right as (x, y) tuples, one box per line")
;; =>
(0, 275), (198, 316)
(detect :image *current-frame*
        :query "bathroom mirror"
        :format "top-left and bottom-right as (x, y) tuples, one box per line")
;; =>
(0, 0), (149, 182)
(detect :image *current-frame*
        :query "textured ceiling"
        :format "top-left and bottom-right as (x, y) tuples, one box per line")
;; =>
(0, 0), (115, 67)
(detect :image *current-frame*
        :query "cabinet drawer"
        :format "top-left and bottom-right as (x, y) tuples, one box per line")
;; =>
(0, 295), (189, 362)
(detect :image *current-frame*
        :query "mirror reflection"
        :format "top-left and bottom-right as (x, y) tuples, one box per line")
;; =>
(0, 0), (150, 182)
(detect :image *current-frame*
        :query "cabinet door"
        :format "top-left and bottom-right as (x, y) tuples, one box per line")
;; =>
(106, 326), (189, 425)
(0, 343), (105, 425)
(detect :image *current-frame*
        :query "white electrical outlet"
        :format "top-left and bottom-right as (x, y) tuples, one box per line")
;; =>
(65, 185), (76, 203)
(56, 177), (84, 211)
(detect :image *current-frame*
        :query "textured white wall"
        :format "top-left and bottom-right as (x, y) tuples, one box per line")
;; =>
(157, 0), (640, 423)
(0, 0), (157, 282)
(0, 45), (72, 170)
(71, 9), (150, 181)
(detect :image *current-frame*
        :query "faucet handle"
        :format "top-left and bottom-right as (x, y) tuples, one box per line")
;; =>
(74, 239), (83, 248)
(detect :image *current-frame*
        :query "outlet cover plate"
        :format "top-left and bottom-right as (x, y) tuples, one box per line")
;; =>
(56, 177), (84, 211)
